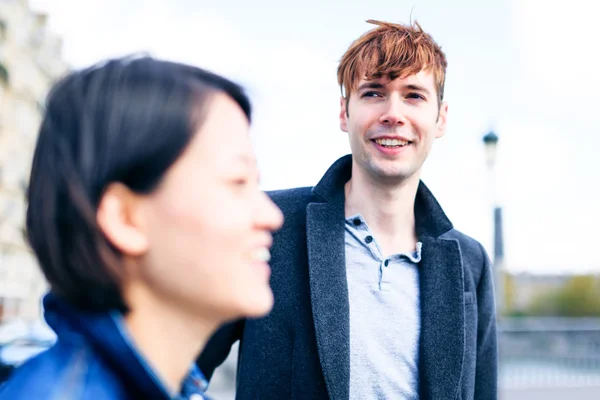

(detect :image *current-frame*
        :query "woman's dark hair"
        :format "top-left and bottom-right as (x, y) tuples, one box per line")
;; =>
(26, 55), (251, 312)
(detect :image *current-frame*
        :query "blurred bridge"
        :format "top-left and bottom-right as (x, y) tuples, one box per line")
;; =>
(205, 318), (600, 399)
(499, 317), (600, 399)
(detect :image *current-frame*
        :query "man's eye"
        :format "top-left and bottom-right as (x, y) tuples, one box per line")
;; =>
(362, 91), (382, 98)
(407, 93), (425, 100)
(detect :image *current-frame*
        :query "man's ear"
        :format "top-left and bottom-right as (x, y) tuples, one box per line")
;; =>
(340, 96), (349, 132)
(436, 101), (448, 139)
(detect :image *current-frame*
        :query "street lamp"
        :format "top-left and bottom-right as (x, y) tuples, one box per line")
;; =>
(483, 131), (499, 168)
(483, 130), (504, 315)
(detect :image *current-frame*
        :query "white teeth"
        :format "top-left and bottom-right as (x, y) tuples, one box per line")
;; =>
(251, 248), (271, 263)
(375, 138), (409, 146)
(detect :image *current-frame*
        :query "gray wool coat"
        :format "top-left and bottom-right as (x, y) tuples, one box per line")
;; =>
(198, 155), (498, 400)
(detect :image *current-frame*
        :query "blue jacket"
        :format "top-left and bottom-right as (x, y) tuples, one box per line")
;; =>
(0, 294), (209, 399)
(198, 155), (498, 399)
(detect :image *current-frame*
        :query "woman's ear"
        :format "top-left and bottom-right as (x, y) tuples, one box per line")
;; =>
(97, 183), (149, 256)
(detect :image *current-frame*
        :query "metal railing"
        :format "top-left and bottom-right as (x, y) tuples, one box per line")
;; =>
(498, 318), (600, 390)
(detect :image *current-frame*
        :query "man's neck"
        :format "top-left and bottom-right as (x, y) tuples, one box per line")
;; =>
(345, 163), (420, 257)
(123, 283), (218, 396)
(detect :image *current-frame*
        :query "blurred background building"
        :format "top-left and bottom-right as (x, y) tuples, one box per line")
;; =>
(1, 0), (599, 399)
(0, 0), (67, 323)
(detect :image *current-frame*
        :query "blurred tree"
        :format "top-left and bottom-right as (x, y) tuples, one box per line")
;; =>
(0, 62), (8, 86)
(527, 275), (600, 317)
(502, 272), (515, 316)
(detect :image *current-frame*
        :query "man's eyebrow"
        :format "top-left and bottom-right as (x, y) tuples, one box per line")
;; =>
(357, 82), (385, 91)
(357, 82), (432, 95)
(404, 83), (431, 95)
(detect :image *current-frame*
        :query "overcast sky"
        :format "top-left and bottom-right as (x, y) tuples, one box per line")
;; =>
(30, 0), (599, 274)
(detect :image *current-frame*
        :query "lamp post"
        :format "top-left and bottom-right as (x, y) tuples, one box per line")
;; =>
(483, 131), (504, 315)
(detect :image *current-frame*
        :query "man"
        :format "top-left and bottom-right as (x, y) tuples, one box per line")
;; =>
(198, 19), (497, 400)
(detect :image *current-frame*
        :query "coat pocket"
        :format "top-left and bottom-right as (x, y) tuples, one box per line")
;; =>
(464, 291), (475, 305)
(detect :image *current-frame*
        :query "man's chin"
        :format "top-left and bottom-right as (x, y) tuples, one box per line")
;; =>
(366, 163), (418, 183)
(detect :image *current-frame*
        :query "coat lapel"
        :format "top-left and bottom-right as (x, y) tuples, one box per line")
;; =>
(306, 193), (349, 400)
(304, 155), (464, 400)
(418, 235), (466, 400)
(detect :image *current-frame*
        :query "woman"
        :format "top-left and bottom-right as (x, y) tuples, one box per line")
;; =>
(0, 56), (283, 399)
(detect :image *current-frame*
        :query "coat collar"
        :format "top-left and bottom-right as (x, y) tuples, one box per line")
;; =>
(42, 294), (207, 399)
(312, 154), (454, 239)
(308, 154), (465, 400)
